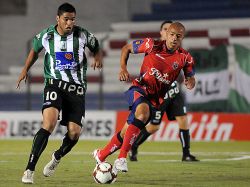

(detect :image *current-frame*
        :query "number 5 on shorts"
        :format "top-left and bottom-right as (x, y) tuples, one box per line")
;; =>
(151, 110), (162, 124)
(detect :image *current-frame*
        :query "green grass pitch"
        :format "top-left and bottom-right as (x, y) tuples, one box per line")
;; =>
(0, 140), (250, 187)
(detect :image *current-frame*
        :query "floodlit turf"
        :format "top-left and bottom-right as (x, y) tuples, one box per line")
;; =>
(0, 140), (250, 187)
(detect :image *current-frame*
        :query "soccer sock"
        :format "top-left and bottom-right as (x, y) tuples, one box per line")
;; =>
(99, 131), (123, 161)
(118, 124), (141, 158)
(54, 132), (78, 160)
(179, 129), (190, 156)
(131, 127), (151, 150)
(26, 128), (51, 171)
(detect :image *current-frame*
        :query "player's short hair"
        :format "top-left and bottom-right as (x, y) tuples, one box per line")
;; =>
(160, 20), (173, 30)
(57, 3), (76, 16)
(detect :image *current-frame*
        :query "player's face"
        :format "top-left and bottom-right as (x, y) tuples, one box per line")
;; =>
(56, 12), (76, 35)
(160, 23), (171, 41)
(166, 26), (184, 51)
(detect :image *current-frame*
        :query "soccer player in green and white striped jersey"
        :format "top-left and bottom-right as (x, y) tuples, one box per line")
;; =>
(17, 3), (102, 184)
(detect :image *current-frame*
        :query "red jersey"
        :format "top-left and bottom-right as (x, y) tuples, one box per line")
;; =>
(131, 38), (195, 108)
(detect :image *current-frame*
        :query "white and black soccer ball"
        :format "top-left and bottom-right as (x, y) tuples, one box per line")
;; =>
(93, 162), (117, 184)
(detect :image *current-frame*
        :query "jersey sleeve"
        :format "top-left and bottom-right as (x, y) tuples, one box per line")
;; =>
(183, 52), (195, 77)
(32, 31), (45, 53)
(132, 38), (154, 54)
(86, 32), (100, 54)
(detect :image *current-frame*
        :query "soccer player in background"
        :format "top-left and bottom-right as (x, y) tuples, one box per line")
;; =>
(93, 22), (196, 172)
(16, 3), (102, 184)
(129, 20), (199, 162)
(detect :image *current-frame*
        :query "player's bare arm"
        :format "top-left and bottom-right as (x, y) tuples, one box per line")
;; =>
(91, 49), (103, 70)
(119, 43), (133, 81)
(16, 49), (39, 89)
(184, 76), (196, 90)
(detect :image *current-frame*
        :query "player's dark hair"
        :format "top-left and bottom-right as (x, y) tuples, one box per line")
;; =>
(57, 3), (76, 16)
(160, 20), (173, 30)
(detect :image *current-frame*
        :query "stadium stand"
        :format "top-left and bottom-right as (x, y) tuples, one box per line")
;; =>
(132, 0), (250, 21)
(1, 0), (250, 111)
(2, 18), (250, 111)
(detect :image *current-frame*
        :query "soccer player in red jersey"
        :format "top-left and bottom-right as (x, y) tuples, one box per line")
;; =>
(129, 20), (199, 162)
(93, 22), (196, 172)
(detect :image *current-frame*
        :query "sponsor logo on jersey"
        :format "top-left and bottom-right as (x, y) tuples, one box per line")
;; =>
(55, 52), (77, 71)
(149, 68), (170, 84)
(64, 53), (73, 60)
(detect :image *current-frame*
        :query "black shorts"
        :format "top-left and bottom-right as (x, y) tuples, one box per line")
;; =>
(42, 79), (85, 127)
(165, 92), (186, 121)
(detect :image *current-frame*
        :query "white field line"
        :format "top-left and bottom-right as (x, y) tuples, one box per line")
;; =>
(60, 155), (250, 163)
(1, 152), (250, 163)
(154, 155), (250, 163)
(1, 151), (250, 156)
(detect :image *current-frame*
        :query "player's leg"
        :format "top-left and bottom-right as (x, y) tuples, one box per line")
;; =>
(43, 122), (81, 177)
(55, 122), (81, 159)
(93, 123), (127, 163)
(167, 92), (199, 161)
(22, 84), (61, 184)
(22, 107), (59, 183)
(115, 102), (150, 172)
(176, 115), (199, 161)
(94, 87), (148, 166)
(43, 86), (85, 176)
(129, 123), (159, 161)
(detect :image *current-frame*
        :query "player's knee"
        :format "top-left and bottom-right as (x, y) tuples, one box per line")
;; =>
(68, 130), (80, 140)
(136, 115), (148, 124)
(135, 103), (150, 123)
(42, 123), (57, 133)
(146, 124), (160, 134)
(68, 123), (82, 140)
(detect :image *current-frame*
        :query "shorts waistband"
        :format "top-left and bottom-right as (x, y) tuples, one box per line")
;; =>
(46, 78), (85, 96)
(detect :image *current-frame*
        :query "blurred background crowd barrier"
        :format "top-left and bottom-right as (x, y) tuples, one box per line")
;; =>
(0, 0), (250, 112)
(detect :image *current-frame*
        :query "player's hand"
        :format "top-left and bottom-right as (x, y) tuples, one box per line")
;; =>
(184, 76), (195, 90)
(16, 69), (28, 89)
(119, 68), (130, 81)
(91, 60), (103, 71)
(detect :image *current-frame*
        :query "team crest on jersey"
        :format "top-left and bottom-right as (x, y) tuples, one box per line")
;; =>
(172, 62), (178, 70)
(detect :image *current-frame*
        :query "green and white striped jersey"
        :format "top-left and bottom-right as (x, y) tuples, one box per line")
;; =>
(32, 25), (100, 89)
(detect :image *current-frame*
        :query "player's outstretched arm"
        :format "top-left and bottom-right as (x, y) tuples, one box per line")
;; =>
(16, 49), (39, 89)
(184, 76), (196, 90)
(119, 43), (132, 81)
(91, 49), (103, 70)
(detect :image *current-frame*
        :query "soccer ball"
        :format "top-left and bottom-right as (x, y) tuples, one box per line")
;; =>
(93, 162), (117, 184)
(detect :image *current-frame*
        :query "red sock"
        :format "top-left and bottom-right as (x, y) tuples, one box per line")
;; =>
(99, 132), (122, 161)
(118, 124), (140, 158)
